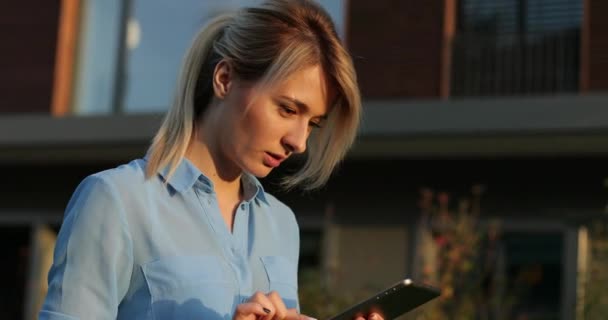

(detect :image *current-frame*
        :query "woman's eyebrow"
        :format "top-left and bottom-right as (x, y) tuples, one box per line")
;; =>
(279, 95), (328, 119)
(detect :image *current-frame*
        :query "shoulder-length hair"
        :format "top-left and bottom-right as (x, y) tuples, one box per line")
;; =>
(146, 0), (361, 191)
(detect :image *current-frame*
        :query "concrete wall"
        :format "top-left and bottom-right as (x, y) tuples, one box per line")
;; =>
(0, 2), (60, 113)
(324, 224), (410, 292)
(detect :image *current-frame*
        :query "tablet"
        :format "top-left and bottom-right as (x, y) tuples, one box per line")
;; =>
(326, 279), (440, 320)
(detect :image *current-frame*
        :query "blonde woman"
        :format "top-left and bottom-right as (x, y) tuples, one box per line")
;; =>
(40, 1), (381, 320)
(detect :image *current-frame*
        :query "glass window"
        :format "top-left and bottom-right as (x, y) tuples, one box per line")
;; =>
(452, 0), (583, 96)
(72, 0), (123, 115)
(502, 231), (563, 319)
(460, 0), (582, 35)
(73, 0), (345, 115)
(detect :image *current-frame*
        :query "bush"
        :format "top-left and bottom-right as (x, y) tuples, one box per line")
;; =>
(414, 185), (516, 320)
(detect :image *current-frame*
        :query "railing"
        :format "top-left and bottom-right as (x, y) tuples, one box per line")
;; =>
(450, 29), (580, 97)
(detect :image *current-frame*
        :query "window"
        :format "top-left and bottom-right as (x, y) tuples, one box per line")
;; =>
(72, 0), (346, 115)
(501, 231), (562, 319)
(72, 0), (124, 114)
(451, 0), (583, 96)
(459, 0), (582, 35)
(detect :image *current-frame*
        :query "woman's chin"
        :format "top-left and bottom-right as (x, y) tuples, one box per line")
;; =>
(244, 164), (274, 178)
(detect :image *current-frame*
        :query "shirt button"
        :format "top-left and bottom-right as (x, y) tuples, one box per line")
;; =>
(240, 203), (246, 210)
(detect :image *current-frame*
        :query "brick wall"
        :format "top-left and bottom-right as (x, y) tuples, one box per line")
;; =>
(581, 0), (608, 92)
(0, 2), (60, 113)
(346, 0), (448, 99)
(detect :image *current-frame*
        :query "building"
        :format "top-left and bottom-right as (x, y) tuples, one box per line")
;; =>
(1, 0), (607, 319)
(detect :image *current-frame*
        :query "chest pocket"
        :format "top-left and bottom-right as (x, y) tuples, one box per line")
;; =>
(260, 256), (299, 309)
(142, 255), (234, 320)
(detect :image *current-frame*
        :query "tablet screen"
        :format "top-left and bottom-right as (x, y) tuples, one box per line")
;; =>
(327, 279), (440, 320)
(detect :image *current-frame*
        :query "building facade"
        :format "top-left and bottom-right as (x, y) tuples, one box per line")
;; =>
(1, 0), (608, 319)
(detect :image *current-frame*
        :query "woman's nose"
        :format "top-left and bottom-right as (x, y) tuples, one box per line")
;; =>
(282, 122), (309, 154)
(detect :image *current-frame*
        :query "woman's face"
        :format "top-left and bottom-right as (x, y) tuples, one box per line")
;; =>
(213, 63), (334, 178)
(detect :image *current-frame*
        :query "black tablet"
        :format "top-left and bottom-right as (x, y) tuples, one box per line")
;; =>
(327, 279), (441, 320)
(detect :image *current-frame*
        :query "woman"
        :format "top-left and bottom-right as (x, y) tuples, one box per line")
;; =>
(40, 1), (380, 319)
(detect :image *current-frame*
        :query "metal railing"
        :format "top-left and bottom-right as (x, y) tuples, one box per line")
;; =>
(450, 29), (580, 97)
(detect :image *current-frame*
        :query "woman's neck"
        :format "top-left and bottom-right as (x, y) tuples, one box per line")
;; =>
(185, 127), (243, 201)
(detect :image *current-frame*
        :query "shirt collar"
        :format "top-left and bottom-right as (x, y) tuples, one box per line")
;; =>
(145, 154), (268, 204)
(157, 157), (207, 194)
(242, 172), (268, 204)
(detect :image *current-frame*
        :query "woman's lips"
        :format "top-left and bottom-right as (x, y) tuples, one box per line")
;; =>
(263, 152), (285, 168)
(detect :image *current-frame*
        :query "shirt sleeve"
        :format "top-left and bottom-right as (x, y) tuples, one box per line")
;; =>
(39, 175), (134, 320)
(292, 212), (301, 312)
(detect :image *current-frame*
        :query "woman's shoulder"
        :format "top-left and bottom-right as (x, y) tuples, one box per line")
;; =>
(87, 158), (149, 189)
(74, 159), (160, 201)
(62, 159), (152, 222)
(65, 158), (160, 218)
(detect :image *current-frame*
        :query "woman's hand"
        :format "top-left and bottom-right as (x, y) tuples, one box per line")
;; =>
(354, 313), (384, 320)
(233, 291), (316, 320)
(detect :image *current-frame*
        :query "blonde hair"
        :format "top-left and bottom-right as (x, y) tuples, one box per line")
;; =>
(146, 0), (361, 191)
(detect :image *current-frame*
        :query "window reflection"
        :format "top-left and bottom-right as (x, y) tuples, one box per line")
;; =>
(74, 0), (345, 114)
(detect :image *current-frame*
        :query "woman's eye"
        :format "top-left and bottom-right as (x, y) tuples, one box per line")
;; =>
(309, 121), (322, 129)
(280, 104), (297, 115)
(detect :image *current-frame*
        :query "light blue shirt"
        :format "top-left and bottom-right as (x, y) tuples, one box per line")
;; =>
(39, 157), (300, 320)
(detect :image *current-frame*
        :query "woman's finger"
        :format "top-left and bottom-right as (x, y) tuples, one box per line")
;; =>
(266, 291), (288, 320)
(234, 302), (270, 320)
(248, 291), (276, 320)
(368, 313), (383, 320)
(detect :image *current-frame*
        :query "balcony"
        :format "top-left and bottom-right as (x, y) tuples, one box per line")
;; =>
(450, 29), (580, 97)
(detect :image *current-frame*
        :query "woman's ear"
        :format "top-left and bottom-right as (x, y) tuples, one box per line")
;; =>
(212, 59), (233, 99)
